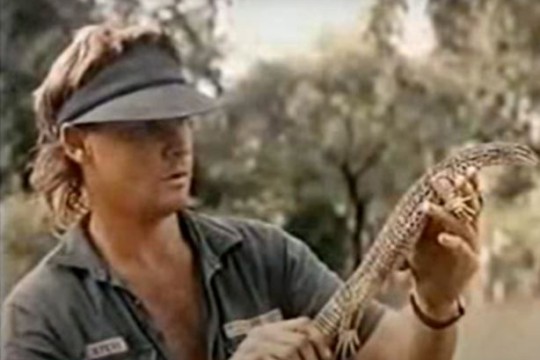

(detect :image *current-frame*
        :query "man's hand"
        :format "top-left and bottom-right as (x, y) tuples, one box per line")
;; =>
(230, 317), (332, 360)
(410, 168), (483, 318)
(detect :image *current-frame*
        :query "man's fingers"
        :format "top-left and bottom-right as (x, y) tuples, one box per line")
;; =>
(249, 330), (303, 360)
(290, 324), (332, 360)
(465, 166), (480, 191)
(460, 180), (482, 218)
(235, 317), (333, 360)
(424, 202), (479, 252)
(268, 331), (325, 360)
(438, 233), (462, 250)
(307, 327), (332, 360)
(259, 321), (309, 344)
(459, 167), (483, 214)
(277, 317), (311, 330)
(438, 233), (478, 265)
(298, 343), (318, 360)
(431, 168), (483, 220)
(272, 344), (302, 360)
(256, 318), (332, 360)
(242, 338), (294, 360)
(267, 331), (308, 347)
(430, 172), (455, 204)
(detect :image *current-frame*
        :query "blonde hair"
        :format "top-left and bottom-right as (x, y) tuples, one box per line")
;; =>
(29, 23), (179, 230)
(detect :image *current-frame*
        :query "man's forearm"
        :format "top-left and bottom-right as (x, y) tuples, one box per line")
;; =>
(355, 303), (458, 360)
(401, 304), (457, 360)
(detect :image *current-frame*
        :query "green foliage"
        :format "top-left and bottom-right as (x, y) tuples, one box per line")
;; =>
(428, 0), (540, 143)
(0, 0), (82, 195)
(193, 0), (540, 272)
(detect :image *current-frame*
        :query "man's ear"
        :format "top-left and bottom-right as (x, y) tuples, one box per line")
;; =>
(60, 125), (90, 164)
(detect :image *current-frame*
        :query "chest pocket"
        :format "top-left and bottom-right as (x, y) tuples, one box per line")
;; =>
(223, 309), (283, 351)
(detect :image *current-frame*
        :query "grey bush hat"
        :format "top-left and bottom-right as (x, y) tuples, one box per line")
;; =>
(57, 44), (218, 125)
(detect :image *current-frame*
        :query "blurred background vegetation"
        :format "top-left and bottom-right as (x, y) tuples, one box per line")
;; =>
(1, 1), (540, 358)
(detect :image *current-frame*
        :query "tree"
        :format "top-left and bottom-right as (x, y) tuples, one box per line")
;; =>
(196, 0), (540, 274)
(428, 0), (540, 147)
(0, 0), (93, 195)
(425, 0), (540, 198)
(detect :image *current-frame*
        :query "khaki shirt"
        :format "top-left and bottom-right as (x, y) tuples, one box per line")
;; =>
(1, 211), (384, 360)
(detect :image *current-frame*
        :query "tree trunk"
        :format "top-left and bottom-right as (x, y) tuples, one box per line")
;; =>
(340, 163), (369, 275)
(351, 200), (367, 269)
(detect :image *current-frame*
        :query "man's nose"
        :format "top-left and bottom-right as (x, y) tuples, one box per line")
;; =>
(161, 135), (188, 158)
(163, 144), (188, 159)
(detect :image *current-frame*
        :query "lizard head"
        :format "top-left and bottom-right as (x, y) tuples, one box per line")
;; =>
(499, 142), (539, 167)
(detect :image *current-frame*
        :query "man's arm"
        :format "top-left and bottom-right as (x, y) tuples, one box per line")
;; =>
(357, 303), (457, 360)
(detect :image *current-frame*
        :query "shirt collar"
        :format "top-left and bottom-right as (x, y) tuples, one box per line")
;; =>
(179, 210), (243, 281)
(48, 210), (243, 286)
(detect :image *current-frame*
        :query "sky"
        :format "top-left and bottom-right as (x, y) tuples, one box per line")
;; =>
(222, 0), (435, 83)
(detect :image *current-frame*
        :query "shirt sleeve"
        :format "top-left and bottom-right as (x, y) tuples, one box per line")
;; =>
(275, 228), (386, 344)
(1, 302), (69, 360)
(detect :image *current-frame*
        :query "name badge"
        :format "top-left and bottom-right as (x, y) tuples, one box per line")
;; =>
(85, 337), (129, 359)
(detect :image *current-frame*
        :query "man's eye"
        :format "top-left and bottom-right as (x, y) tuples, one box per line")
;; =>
(115, 120), (187, 139)
(133, 122), (156, 134)
(112, 124), (147, 139)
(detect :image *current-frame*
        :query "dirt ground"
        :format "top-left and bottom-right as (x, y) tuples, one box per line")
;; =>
(455, 298), (540, 360)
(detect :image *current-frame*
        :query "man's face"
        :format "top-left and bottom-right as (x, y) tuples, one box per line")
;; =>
(67, 118), (195, 218)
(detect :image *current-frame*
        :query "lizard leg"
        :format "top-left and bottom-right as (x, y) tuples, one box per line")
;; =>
(335, 291), (361, 360)
(444, 194), (477, 223)
(335, 294), (363, 360)
(431, 171), (479, 223)
(440, 169), (483, 223)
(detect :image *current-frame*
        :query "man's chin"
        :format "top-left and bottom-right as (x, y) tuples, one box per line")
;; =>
(159, 196), (191, 214)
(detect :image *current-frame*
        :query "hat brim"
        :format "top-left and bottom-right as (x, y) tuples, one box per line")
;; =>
(68, 83), (219, 125)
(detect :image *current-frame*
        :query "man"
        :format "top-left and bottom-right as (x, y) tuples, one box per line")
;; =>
(1, 23), (482, 360)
